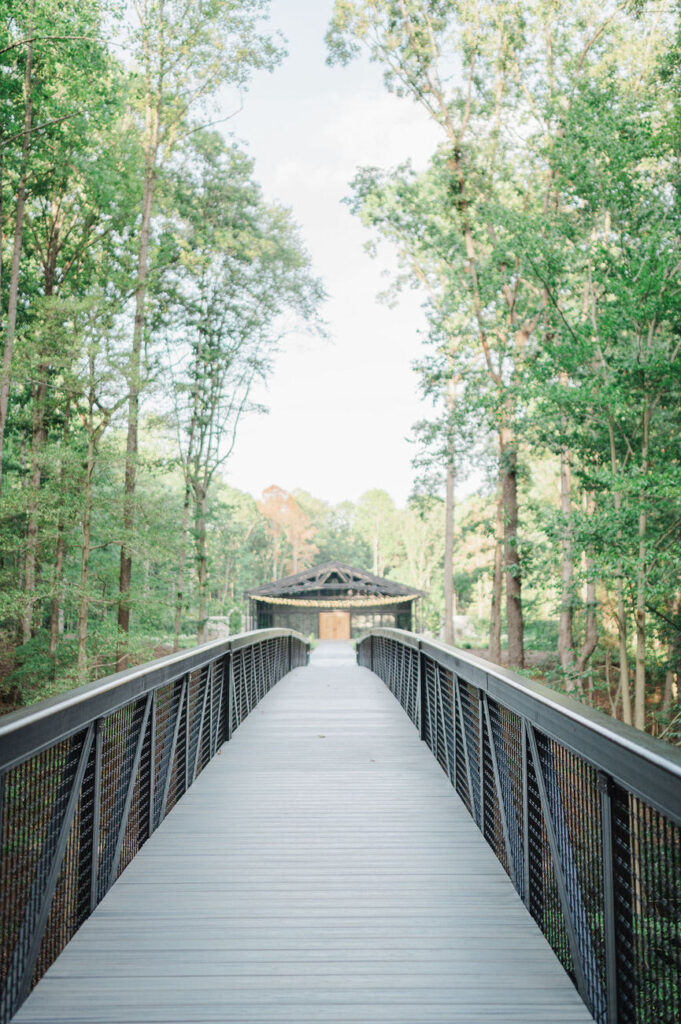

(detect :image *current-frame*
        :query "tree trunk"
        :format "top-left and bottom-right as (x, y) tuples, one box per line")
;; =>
(23, 196), (61, 643)
(616, 575), (632, 726)
(558, 446), (575, 680)
(443, 459), (455, 646)
(173, 484), (191, 651)
(609, 421), (632, 725)
(272, 531), (279, 581)
(0, 5), (34, 493)
(77, 429), (96, 683)
(195, 485), (208, 643)
(663, 671), (674, 718)
(49, 402), (70, 663)
(22, 372), (48, 642)
(662, 594), (681, 717)
(489, 479), (503, 662)
(634, 567), (647, 729)
(116, 87), (160, 669)
(501, 430), (524, 668)
(576, 569), (598, 677)
(575, 493), (598, 683)
(49, 523), (65, 660)
(634, 403), (650, 731)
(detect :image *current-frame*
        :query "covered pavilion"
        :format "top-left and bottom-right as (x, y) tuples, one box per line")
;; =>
(246, 560), (423, 639)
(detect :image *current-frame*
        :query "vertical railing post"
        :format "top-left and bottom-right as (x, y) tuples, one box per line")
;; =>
(90, 717), (102, 912)
(184, 678), (190, 797)
(145, 691), (156, 846)
(0, 771), (4, 907)
(224, 651), (232, 741)
(521, 718), (530, 909)
(370, 634), (374, 672)
(451, 672), (458, 789)
(478, 689), (486, 838)
(418, 643), (426, 740)
(226, 649), (235, 740)
(598, 771), (618, 1024)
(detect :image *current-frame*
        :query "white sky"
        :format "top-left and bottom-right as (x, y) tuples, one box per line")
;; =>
(218, 0), (442, 507)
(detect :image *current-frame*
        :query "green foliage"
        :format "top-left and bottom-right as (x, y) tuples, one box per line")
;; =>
(327, 0), (681, 734)
(4, 0), (681, 748)
(0, 0), (323, 704)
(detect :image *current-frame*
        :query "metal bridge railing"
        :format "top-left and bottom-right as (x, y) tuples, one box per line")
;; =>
(0, 628), (309, 1024)
(358, 628), (681, 1024)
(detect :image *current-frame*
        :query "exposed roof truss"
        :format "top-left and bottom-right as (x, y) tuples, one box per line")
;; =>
(246, 561), (424, 600)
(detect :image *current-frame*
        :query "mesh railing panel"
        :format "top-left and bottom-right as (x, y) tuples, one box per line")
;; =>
(453, 686), (472, 815)
(0, 731), (90, 1023)
(0, 630), (307, 1024)
(369, 635), (420, 726)
(535, 731), (606, 1017)
(357, 630), (681, 1024)
(423, 658), (437, 754)
(487, 700), (524, 893)
(439, 667), (456, 786)
(458, 681), (481, 825)
(613, 789), (681, 1024)
(480, 700), (509, 878)
(165, 688), (188, 819)
(526, 729), (576, 981)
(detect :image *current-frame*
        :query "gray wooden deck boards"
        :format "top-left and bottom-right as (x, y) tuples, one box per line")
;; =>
(14, 642), (593, 1023)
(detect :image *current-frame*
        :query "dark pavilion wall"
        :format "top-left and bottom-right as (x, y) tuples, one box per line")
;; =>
(253, 602), (413, 639)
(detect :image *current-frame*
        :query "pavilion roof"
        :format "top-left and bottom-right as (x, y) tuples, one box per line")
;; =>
(246, 561), (424, 601)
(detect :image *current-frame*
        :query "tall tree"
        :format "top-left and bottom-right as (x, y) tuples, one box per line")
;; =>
(17, 54), (132, 643)
(116, 0), (283, 666)
(329, 2), (540, 665)
(259, 486), (319, 582)
(167, 134), (323, 641)
(1, 0), (110, 489)
(527, 70), (681, 727)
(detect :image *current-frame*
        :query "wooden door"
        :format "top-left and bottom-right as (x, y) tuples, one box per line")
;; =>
(319, 611), (351, 640)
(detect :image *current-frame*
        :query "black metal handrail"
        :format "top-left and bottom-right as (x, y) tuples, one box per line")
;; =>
(0, 628), (309, 1023)
(357, 628), (681, 1024)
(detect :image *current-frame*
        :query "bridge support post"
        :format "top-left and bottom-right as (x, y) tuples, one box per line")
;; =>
(598, 771), (618, 1024)
(478, 690), (486, 838)
(89, 719), (103, 913)
(369, 635), (374, 672)
(521, 719), (530, 909)
(226, 652), (234, 742)
(418, 645), (427, 742)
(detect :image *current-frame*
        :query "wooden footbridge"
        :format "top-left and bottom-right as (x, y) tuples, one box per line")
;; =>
(1, 630), (680, 1024)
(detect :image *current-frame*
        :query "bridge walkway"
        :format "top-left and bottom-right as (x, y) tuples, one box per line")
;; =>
(13, 642), (592, 1023)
